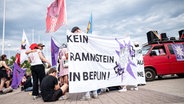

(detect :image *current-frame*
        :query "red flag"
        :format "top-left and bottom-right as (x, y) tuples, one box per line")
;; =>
(15, 53), (20, 66)
(46, 0), (67, 33)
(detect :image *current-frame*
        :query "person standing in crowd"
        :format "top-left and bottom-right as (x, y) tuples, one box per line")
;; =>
(27, 43), (46, 64)
(37, 43), (50, 73)
(58, 43), (69, 99)
(27, 43), (51, 100)
(41, 68), (68, 102)
(0, 54), (13, 94)
(58, 43), (68, 86)
(71, 26), (98, 100)
(37, 43), (46, 59)
(26, 43), (49, 72)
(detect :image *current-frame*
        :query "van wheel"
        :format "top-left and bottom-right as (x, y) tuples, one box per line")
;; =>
(145, 68), (156, 81)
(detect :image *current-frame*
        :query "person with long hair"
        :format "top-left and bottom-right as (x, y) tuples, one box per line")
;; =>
(58, 43), (69, 99)
(0, 54), (12, 94)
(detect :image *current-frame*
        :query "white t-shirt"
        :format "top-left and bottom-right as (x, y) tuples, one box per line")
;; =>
(28, 50), (43, 66)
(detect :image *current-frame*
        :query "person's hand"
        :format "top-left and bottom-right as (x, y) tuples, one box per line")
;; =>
(8, 68), (12, 72)
(47, 63), (51, 68)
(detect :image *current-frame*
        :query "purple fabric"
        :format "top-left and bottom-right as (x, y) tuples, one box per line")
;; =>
(51, 38), (59, 66)
(11, 63), (26, 89)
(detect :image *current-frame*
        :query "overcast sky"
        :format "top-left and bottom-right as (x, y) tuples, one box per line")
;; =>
(0, 0), (184, 59)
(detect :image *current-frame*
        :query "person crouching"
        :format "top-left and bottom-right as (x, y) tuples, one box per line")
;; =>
(41, 68), (68, 102)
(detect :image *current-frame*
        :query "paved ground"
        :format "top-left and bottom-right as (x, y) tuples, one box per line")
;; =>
(0, 76), (184, 104)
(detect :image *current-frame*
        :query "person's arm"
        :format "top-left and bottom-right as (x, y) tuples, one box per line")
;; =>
(38, 51), (51, 67)
(25, 49), (36, 55)
(54, 83), (60, 90)
(27, 56), (31, 63)
(2, 61), (12, 71)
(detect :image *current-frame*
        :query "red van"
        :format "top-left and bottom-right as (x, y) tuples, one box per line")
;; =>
(142, 40), (184, 81)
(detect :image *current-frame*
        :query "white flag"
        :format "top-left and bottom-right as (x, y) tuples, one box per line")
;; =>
(20, 30), (30, 63)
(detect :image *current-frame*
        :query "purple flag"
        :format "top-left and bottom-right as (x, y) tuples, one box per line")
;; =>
(171, 44), (184, 61)
(51, 38), (59, 66)
(11, 63), (26, 89)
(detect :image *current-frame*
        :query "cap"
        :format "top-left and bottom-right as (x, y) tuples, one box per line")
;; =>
(38, 43), (45, 47)
(29, 43), (38, 50)
(71, 26), (80, 33)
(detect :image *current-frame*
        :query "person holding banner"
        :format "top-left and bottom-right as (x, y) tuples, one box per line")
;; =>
(27, 43), (51, 100)
(71, 26), (98, 100)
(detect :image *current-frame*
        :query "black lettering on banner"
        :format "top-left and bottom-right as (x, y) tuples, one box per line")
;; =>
(83, 72), (88, 80)
(70, 52), (114, 63)
(107, 72), (110, 79)
(69, 72), (72, 81)
(82, 53), (89, 60)
(67, 35), (73, 42)
(75, 53), (81, 61)
(67, 35), (88, 43)
(69, 71), (111, 81)
(89, 72), (93, 80)
(96, 54), (99, 62)
(137, 60), (144, 65)
(137, 72), (144, 77)
(101, 72), (106, 80)
(73, 35), (79, 42)
(97, 71), (101, 80)
(70, 52), (75, 61)
(90, 54), (96, 61)
(103, 55), (107, 63)
(94, 71), (97, 79)
(70, 72), (80, 81)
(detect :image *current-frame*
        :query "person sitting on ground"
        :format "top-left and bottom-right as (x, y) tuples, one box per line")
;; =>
(21, 73), (33, 92)
(41, 68), (68, 102)
(0, 54), (13, 94)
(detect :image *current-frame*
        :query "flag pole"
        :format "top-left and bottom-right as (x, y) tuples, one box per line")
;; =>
(2, 0), (6, 54)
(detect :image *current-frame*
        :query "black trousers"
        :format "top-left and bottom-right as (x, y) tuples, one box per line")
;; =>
(31, 64), (45, 96)
(43, 89), (63, 102)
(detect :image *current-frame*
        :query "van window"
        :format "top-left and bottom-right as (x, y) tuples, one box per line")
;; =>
(152, 46), (166, 56)
(168, 45), (174, 54)
(142, 45), (151, 55)
(168, 43), (184, 54)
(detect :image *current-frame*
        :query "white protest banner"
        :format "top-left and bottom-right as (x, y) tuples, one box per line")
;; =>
(68, 33), (139, 93)
(134, 47), (146, 85)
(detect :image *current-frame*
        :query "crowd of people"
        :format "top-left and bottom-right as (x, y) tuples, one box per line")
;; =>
(0, 26), (139, 102)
